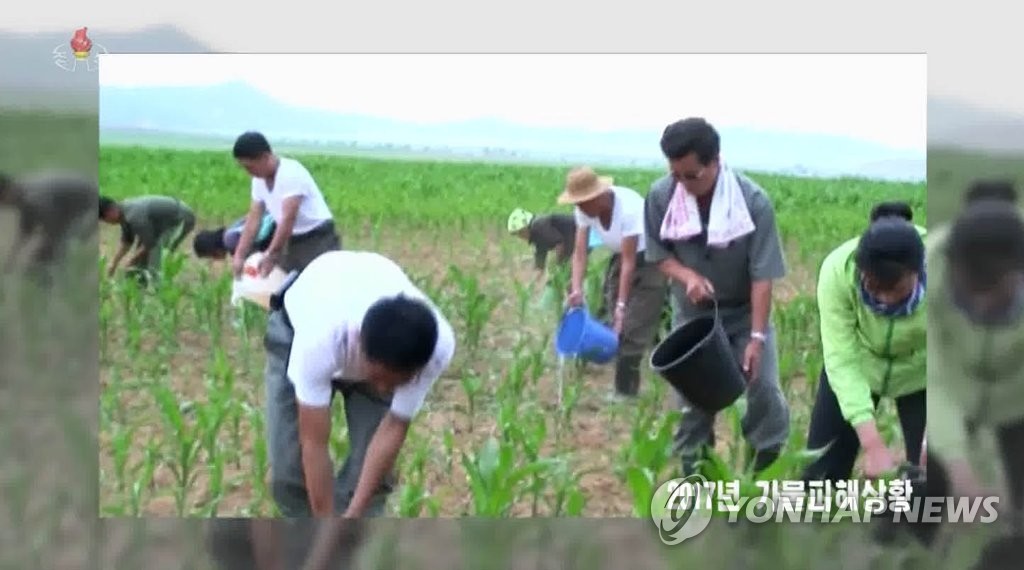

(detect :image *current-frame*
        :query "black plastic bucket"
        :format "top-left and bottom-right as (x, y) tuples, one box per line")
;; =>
(649, 299), (746, 413)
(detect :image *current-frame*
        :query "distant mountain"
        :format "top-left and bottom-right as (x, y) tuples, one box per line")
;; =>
(0, 25), (210, 111)
(928, 97), (1024, 153)
(99, 81), (926, 181)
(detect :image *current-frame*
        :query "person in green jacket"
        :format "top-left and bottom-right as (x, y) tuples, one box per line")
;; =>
(927, 183), (1024, 513)
(802, 201), (927, 482)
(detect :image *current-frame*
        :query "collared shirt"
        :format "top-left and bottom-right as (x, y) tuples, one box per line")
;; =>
(282, 251), (456, 420)
(643, 172), (787, 331)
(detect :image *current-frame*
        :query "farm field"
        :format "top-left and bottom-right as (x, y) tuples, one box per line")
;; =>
(97, 144), (927, 518)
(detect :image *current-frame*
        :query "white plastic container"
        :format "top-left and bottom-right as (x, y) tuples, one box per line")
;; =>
(230, 251), (287, 310)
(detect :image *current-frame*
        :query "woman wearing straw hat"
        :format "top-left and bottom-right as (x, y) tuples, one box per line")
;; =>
(801, 202), (927, 483)
(559, 166), (668, 399)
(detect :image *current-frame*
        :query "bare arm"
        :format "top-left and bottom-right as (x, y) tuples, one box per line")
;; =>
(569, 227), (590, 296)
(344, 413), (408, 517)
(750, 280), (772, 336)
(298, 403), (335, 516)
(746, 191), (786, 333)
(656, 256), (697, 286)
(264, 196), (302, 259)
(302, 414), (409, 570)
(232, 200), (266, 266)
(616, 235), (639, 308)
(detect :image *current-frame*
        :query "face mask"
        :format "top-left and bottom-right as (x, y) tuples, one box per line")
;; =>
(860, 268), (926, 318)
(951, 276), (1024, 328)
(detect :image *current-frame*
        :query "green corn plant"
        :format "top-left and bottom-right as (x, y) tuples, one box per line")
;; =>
(460, 373), (484, 433)
(460, 435), (554, 517)
(446, 265), (499, 361)
(618, 408), (683, 517)
(547, 457), (592, 516)
(396, 444), (441, 517)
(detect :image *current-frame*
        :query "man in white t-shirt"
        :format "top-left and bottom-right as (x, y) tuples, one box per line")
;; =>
(230, 131), (341, 278)
(558, 166), (668, 400)
(262, 250), (456, 518)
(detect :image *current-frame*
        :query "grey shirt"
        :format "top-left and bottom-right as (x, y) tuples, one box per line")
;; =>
(528, 213), (577, 270)
(15, 171), (97, 240)
(643, 172), (787, 330)
(119, 195), (193, 249)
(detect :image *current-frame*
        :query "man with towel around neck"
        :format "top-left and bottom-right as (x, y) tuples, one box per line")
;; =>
(643, 117), (791, 476)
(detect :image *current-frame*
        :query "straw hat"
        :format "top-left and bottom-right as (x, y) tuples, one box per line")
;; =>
(557, 166), (613, 205)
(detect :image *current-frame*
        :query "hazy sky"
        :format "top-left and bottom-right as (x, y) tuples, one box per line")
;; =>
(7, 6), (1019, 124)
(99, 53), (926, 151)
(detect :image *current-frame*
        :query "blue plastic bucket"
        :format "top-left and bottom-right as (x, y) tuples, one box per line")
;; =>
(555, 306), (619, 364)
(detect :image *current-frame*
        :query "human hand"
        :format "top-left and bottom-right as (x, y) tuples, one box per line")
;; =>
(681, 269), (715, 304)
(742, 339), (763, 382)
(613, 303), (625, 335)
(862, 442), (897, 479)
(566, 289), (584, 307)
(257, 252), (278, 277)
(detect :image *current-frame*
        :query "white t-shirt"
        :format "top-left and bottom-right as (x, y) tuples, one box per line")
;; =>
(282, 251), (456, 420)
(574, 185), (647, 253)
(250, 157), (335, 235)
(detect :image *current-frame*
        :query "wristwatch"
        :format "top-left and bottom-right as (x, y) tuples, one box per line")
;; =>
(750, 331), (767, 343)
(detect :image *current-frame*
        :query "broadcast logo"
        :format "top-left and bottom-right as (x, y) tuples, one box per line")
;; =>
(650, 475), (714, 545)
(53, 27), (108, 72)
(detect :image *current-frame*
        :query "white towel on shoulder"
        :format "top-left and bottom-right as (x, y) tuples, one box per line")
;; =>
(659, 162), (756, 247)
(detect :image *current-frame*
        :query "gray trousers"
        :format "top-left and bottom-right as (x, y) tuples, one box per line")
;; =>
(601, 254), (669, 357)
(128, 212), (197, 273)
(264, 308), (396, 517)
(281, 220), (341, 273)
(670, 302), (791, 463)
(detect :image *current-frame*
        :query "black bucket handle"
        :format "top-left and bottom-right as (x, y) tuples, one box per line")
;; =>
(704, 293), (720, 326)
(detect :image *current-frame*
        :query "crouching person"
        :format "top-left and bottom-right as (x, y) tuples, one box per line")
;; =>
(264, 250), (456, 517)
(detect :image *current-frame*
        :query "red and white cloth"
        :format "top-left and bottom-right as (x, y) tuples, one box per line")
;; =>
(659, 162), (755, 247)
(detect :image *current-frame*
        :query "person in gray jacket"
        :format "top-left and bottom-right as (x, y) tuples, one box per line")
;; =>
(643, 117), (791, 475)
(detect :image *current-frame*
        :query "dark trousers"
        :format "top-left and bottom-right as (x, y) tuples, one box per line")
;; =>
(802, 366), (926, 482)
(599, 253), (668, 357)
(599, 253), (668, 396)
(281, 220), (341, 273)
(996, 419), (1024, 516)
